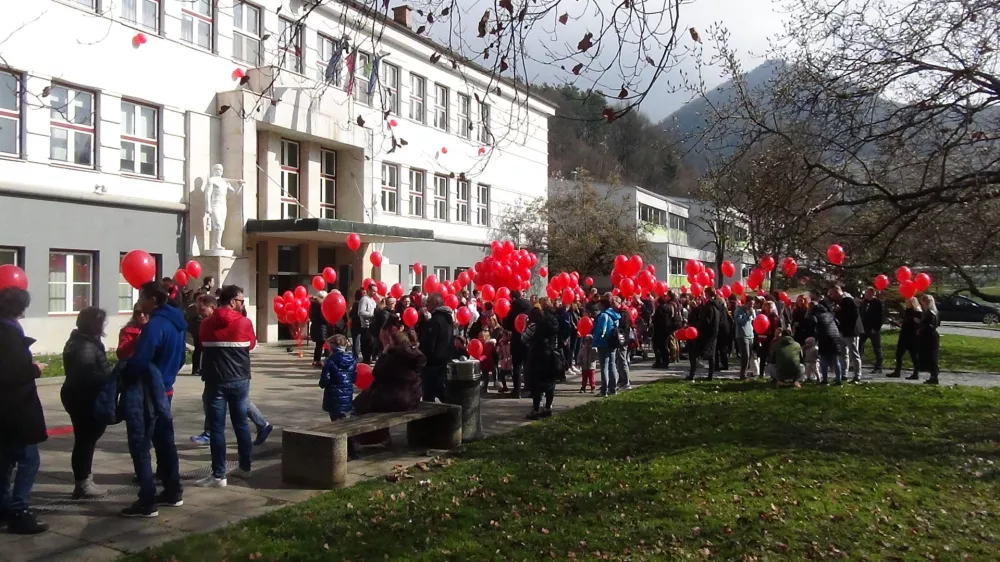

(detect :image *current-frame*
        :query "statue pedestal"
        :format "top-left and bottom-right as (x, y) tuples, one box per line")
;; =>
(192, 254), (250, 300)
(203, 249), (234, 258)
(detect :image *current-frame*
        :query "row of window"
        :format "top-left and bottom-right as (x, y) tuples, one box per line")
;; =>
(639, 203), (687, 231)
(0, 71), (161, 177)
(380, 162), (490, 226)
(0, 247), (160, 314)
(62, 0), (493, 144)
(406, 265), (470, 290)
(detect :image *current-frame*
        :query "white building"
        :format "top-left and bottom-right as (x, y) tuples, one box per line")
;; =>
(0, 0), (555, 352)
(667, 196), (754, 285)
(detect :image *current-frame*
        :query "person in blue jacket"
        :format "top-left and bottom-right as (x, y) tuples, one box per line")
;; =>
(119, 281), (186, 519)
(592, 297), (621, 397)
(320, 334), (359, 458)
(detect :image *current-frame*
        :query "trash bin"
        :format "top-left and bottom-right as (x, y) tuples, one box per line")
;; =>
(445, 360), (485, 442)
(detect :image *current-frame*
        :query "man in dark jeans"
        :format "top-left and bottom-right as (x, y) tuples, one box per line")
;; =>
(504, 290), (532, 398)
(859, 287), (885, 374)
(419, 293), (454, 402)
(196, 285), (257, 488)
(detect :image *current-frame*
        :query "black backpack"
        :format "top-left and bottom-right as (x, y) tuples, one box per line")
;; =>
(603, 311), (625, 349)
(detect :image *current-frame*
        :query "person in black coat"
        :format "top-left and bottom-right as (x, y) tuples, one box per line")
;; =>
(418, 294), (454, 402)
(61, 307), (115, 500)
(889, 297), (921, 379)
(0, 287), (48, 534)
(831, 286), (864, 382)
(686, 292), (720, 381)
(914, 295), (941, 384)
(859, 287), (885, 374)
(812, 302), (845, 384)
(309, 292), (330, 367)
(503, 290), (532, 398)
(522, 306), (561, 419)
(650, 297), (671, 368)
(713, 294), (732, 371)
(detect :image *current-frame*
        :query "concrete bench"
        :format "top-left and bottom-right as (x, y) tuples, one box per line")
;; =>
(280, 402), (463, 489)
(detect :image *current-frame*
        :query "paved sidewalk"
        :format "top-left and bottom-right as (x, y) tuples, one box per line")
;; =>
(5, 349), (665, 562)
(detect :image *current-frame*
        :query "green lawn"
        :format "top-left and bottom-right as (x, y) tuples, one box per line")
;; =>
(36, 351), (193, 378)
(128, 380), (1000, 561)
(865, 332), (1000, 373)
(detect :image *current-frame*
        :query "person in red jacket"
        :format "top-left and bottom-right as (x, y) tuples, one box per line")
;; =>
(196, 285), (257, 488)
(116, 304), (148, 361)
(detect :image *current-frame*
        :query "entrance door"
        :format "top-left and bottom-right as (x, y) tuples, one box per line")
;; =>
(277, 244), (305, 341)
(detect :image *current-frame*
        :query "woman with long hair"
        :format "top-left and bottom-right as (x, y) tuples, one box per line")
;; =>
(916, 294), (941, 385)
(888, 297), (921, 379)
(61, 306), (114, 499)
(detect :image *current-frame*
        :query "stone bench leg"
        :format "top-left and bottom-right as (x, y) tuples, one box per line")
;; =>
(406, 406), (462, 450)
(281, 431), (349, 489)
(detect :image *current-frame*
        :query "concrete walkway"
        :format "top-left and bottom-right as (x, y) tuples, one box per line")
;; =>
(6, 350), (999, 561)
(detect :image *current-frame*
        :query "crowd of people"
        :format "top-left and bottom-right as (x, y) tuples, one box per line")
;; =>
(0, 272), (943, 536)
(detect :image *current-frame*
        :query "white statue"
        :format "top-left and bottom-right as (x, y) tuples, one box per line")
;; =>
(204, 164), (244, 252)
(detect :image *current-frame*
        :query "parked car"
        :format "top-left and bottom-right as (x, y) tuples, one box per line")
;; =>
(932, 294), (1000, 325)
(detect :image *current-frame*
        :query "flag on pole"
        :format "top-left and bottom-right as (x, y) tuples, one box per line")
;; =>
(367, 56), (381, 95)
(324, 40), (343, 85)
(345, 49), (358, 95)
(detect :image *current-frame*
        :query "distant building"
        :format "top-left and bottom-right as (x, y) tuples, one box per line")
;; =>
(666, 196), (754, 286)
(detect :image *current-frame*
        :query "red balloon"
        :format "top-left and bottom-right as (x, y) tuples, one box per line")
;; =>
(490, 241), (503, 255)
(685, 326), (698, 340)
(481, 284), (496, 302)
(503, 240), (515, 255)
(895, 266), (912, 283)
(546, 284), (559, 301)
(294, 285), (308, 299)
(445, 294), (460, 309)
(654, 280), (668, 296)
(456, 306), (472, 325)
(696, 271), (711, 286)
(390, 283), (405, 299)
(0, 264), (27, 291)
(873, 274), (890, 292)
(413, 262), (423, 274)
(296, 306), (309, 323)
(514, 313), (528, 333)
(719, 285), (731, 298)
(376, 281), (388, 297)
(732, 282), (745, 295)
(174, 269), (189, 287)
(441, 146), (448, 154)
(282, 290), (295, 302)
(706, 267), (715, 280)
(370, 251), (383, 267)
(629, 307), (639, 322)
(778, 291), (791, 305)
(614, 255), (627, 272)
(467, 338), (484, 358)
(759, 255), (775, 272)
(321, 291), (347, 324)
(496, 287), (511, 301)
(457, 271), (471, 287)
(627, 255), (643, 276)
(312, 276), (326, 291)
(323, 267), (338, 285)
(913, 272), (932, 292)
(538, 266), (549, 278)
(347, 233), (362, 252)
(679, 285), (688, 294)
(577, 316), (594, 336)
(685, 259), (700, 276)
(561, 288), (574, 305)
(423, 275), (439, 294)
(402, 306), (419, 328)
(752, 313), (770, 335)
(494, 297), (511, 319)
(619, 277), (636, 297)
(645, 265), (656, 276)
(827, 244), (845, 266)
(585, 276), (594, 287)
(637, 270), (654, 289)
(185, 260), (202, 279)
(272, 297), (285, 314)
(721, 260), (736, 278)
(690, 283), (703, 297)
(122, 250), (157, 289)
(782, 259), (798, 277)
(356, 363), (374, 390)
(675, 328), (688, 341)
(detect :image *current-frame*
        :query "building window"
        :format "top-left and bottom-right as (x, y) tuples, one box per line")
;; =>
(317, 34), (341, 85)
(457, 94), (471, 139)
(233, 1), (262, 66)
(455, 179), (470, 223)
(638, 204), (667, 227)
(434, 266), (450, 282)
(181, 0), (214, 50)
(120, 101), (158, 177)
(433, 84), (449, 131)
(476, 184), (490, 226)
(0, 70), (21, 157)
(381, 162), (399, 214)
(381, 62), (400, 114)
(320, 149), (337, 219)
(0, 247), (21, 267)
(408, 169), (425, 218)
(433, 175), (448, 220)
(49, 85), (95, 168)
(669, 257), (685, 276)
(49, 251), (94, 314)
(121, 0), (160, 33)
(278, 17), (302, 74)
(408, 74), (426, 123)
(353, 51), (372, 105)
(408, 265), (425, 289)
(118, 252), (161, 312)
(479, 102), (491, 144)
(669, 213), (687, 231)
(280, 139), (300, 219)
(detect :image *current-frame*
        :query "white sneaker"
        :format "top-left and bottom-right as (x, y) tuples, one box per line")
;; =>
(196, 475), (227, 488)
(229, 467), (252, 479)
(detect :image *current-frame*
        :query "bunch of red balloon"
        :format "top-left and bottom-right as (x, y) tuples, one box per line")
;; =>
(545, 271), (586, 305)
(468, 240), (539, 293)
(889, 266), (932, 299)
(611, 254), (666, 299)
(681, 258), (714, 297)
(780, 256), (798, 277)
(273, 285), (311, 326)
(173, 260), (202, 287)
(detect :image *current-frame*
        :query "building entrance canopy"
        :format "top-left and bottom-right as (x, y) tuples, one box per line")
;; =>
(245, 218), (435, 244)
